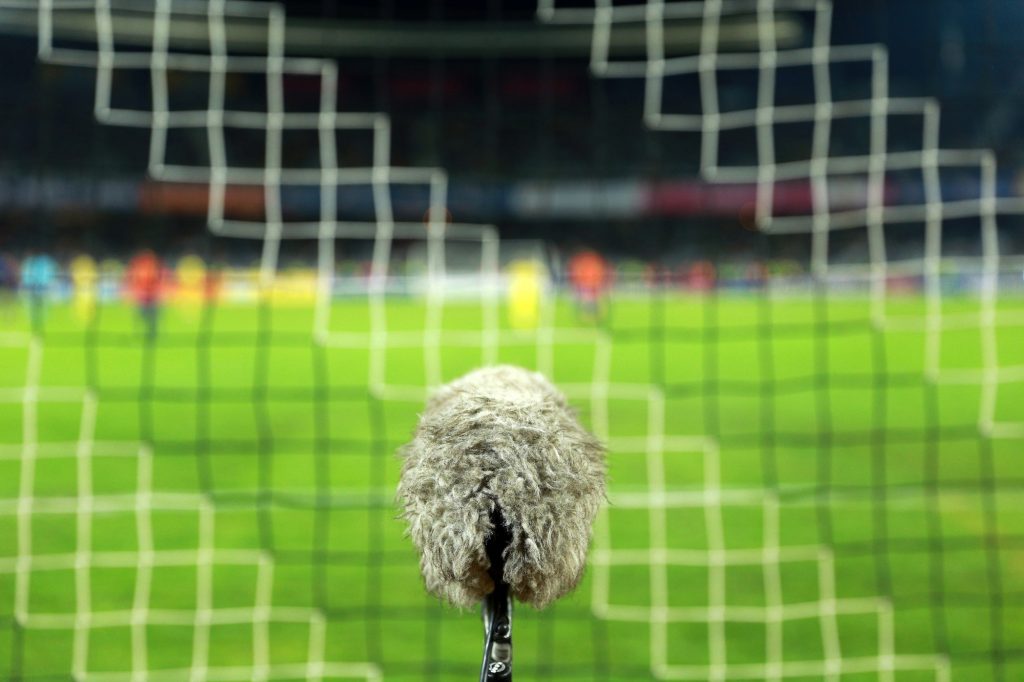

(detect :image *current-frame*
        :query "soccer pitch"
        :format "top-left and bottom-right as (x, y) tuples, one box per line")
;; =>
(1, 292), (1023, 681)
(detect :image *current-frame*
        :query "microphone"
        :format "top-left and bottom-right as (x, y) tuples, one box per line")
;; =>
(398, 365), (607, 679)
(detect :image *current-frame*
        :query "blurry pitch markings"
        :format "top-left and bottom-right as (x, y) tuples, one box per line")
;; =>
(540, 0), (1024, 440)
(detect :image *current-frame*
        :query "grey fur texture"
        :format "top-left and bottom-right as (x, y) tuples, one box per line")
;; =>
(398, 365), (606, 609)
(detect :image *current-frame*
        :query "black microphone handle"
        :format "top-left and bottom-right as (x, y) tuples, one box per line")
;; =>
(480, 508), (513, 681)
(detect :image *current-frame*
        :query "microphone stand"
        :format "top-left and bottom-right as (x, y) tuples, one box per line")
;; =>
(480, 510), (512, 681)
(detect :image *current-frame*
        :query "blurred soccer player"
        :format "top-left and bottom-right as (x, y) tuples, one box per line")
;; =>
(0, 253), (17, 291)
(567, 249), (611, 323)
(175, 255), (205, 302)
(20, 251), (58, 335)
(507, 259), (544, 330)
(175, 254), (207, 320)
(125, 249), (163, 341)
(0, 253), (19, 328)
(69, 254), (98, 323)
(686, 260), (716, 292)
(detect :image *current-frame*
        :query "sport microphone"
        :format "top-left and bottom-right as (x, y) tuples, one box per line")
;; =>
(398, 365), (606, 680)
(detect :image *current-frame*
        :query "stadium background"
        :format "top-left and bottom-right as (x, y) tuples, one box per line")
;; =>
(1, 0), (1023, 680)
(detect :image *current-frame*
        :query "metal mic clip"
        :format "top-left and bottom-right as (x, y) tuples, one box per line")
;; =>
(482, 580), (512, 680)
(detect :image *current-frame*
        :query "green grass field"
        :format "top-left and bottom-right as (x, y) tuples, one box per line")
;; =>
(1, 291), (1023, 681)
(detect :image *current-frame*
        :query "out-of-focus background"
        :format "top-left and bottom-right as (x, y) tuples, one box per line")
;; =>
(1, 0), (1023, 680)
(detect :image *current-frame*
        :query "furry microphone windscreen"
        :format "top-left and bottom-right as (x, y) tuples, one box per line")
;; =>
(398, 365), (606, 610)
